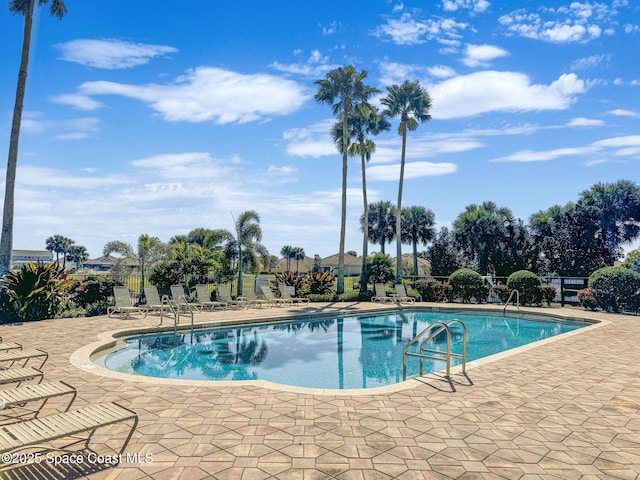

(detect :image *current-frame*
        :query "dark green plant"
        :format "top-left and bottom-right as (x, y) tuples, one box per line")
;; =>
(414, 279), (452, 302)
(365, 253), (394, 285)
(68, 276), (120, 307)
(448, 268), (487, 303)
(540, 285), (557, 306)
(301, 271), (335, 295)
(588, 266), (640, 312)
(275, 271), (306, 292)
(490, 284), (510, 303)
(2, 262), (73, 321)
(507, 270), (542, 306)
(577, 287), (598, 311)
(149, 260), (184, 295)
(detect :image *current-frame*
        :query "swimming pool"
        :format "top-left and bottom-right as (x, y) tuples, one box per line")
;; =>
(99, 310), (587, 389)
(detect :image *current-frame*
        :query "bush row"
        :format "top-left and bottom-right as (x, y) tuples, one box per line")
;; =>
(578, 266), (640, 313)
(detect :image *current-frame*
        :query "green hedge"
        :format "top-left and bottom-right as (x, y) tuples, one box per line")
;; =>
(448, 269), (487, 303)
(506, 270), (542, 306)
(588, 266), (640, 312)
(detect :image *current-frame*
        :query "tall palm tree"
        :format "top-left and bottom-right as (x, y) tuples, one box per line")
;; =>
(292, 247), (305, 272)
(334, 104), (390, 293)
(45, 234), (71, 267)
(361, 201), (396, 254)
(401, 206), (435, 277)
(381, 81), (432, 283)
(280, 245), (295, 272)
(66, 245), (88, 270)
(232, 210), (262, 296)
(103, 234), (165, 301)
(315, 66), (377, 294)
(1, 0), (67, 275)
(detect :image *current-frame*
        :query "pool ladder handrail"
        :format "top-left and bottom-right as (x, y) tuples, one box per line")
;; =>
(159, 294), (195, 338)
(402, 319), (467, 380)
(502, 289), (520, 316)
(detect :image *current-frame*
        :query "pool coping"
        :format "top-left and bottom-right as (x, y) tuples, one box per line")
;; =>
(70, 304), (607, 397)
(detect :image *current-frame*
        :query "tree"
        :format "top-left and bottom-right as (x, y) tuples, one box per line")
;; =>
(381, 80), (432, 282)
(315, 66), (377, 295)
(1, 0), (67, 275)
(185, 227), (234, 250)
(280, 245), (295, 272)
(452, 201), (515, 275)
(362, 201), (396, 254)
(103, 234), (164, 300)
(45, 234), (72, 267)
(292, 247), (305, 272)
(427, 227), (460, 277)
(66, 245), (88, 270)
(400, 206), (435, 277)
(232, 211), (262, 296)
(334, 103), (390, 293)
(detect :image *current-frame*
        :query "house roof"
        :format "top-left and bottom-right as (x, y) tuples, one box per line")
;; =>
(321, 253), (362, 266)
(85, 255), (139, 266)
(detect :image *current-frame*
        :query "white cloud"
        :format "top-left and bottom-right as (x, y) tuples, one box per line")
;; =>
(70, 67), (309, 124)
(17, 165), (132, 189)
(462, 44), (509, 67)
(367, 161), (458, 181)
(608, 108), (639, 117)
(55, 39), (178, 69)
(429, 71), (586, 119)
(428, 65), (457, 78)
(378, 61), (430, 86)
(441, 0), (490, 13)
(570, 54), (610, 70)
(499, 4), (617, 43)
(373, 12), (468, 46)
(50, 93), (104, 111)
(567, 117), (604, 127)
(269, 50), (339, 77)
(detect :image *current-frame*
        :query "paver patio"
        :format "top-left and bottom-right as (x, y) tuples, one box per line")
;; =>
(0, 302), (639, 479)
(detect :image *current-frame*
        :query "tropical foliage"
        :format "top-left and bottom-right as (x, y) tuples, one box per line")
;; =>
(401, 206), (435, 277)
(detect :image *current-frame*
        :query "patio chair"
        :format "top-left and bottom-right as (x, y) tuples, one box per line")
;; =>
(143, 286), (169, 314)
(170, 285), (202, 313)
(258, 285), (290, 307)
(0, 380), (77, 422)
(194, 284), (227, 311)
(278, 283), (309, 305)
(0, 402), (138, 458)
(108, 286), (147, 319)
(216, 284), (248, 309)
(0, 342), (22, 352)
(0, 348), (48, 370)
(394, 284), (416, 304)
(239, 286), (271, 308)
(372, 283), (394, 303)
(0, 367), (44, 387)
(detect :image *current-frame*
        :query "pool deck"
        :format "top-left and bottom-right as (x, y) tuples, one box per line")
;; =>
(0, 302), (639, 479)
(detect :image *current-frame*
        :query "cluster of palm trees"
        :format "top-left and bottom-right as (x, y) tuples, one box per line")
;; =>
(315, 67), (432, 294)
(280, 246), (306, 272)
(45, 234), (88, 270)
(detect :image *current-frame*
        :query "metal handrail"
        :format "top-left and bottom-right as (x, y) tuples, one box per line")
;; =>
(177, 294), (195, 339)
(403, 321), (450, 380)
(446, 319), (467, 374)
(503, 289), (520, 316)
(159, 294), (176, 327)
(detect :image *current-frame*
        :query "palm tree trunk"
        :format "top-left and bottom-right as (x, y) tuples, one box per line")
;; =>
(0, 0), (36, 275)
(237, 245), (244, 296)
(412, 237), (418, 277)
(360, 149), (368, 294)
(396, 126), (407, 283)
(337, 109), (349, 295)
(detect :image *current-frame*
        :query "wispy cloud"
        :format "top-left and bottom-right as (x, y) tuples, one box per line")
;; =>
(608, 108), (639, 117)
(367, 161), (458, 181)
(269, 50), (339, 77)
(567, 117), (604, 127)
(570, 54), (611, 70)
(55, 39), (178, 69)
(65, 67), (309, 124)
(441, 0), (490, 13)
(373, 11), (468, 47)
(462, 44), (509, 67)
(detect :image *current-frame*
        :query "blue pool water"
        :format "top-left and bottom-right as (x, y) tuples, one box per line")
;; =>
(100, 310), (587, 389)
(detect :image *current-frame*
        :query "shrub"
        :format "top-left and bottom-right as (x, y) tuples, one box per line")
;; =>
(540, 285), (557, 306)
(300, 271), (335, 295)
(149, 260), (184, 295)
(366, 253), (394, 285)
(275, 271), (306, 292)
(588, 266), (640, 312)
(69, 276), (120, 307)
(307, 293), (337, 302)
(577, 287), (598, 311)
(336, 291), (362, 302)
(2, 262), (73, 321)
(448, 269), (487, 303)
(415, 279), (452, 302)
(507, 270), (542, 306)
(490, 284), (510, 303)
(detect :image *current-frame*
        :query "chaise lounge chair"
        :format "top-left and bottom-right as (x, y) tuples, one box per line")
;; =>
(0, 367), (44, 387)
(278, 283), (309, 305)
(394, 284), (416, 304)
(194, 284), (228, 311)
(238, 287), (271, 308)
(108, 286), (147, 319)
(258, 285), (290, 307)
(143, 286), (169, 314)
(0, 402), (138, 458)
(372, 283), (395, 303)
(0, 348), (48, 370)
(170, 285), (202, 313)
(0, 380), (77, 422)
(216, 284), (248, 309)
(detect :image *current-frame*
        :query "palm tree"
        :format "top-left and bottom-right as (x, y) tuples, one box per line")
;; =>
(334, 104), (390, 292)
(381, 80), (432, 282)
(232, 211), (262, 296)
(66, 245), (88, 270)
(103, 234), (165, 300)
(45, 234), (70, 266)
(280, 245), (295, 272)
(315, 66), (378, 294)
(361, 201), (396, 254)
(401, 206), (435, 277)
(292, 247), (305, 272)
(1, 0), (67, 275)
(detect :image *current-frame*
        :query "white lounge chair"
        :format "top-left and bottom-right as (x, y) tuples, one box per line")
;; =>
(372, 283), (394, 303)
(170, 285), (202, 312)
(217, 284), (248, 309)
(194, 284), (227, 310)
(0, 380), (77, 422)
(258, 285), (290, 307)
(394, 284), (416, 304)
(278, 283), (309, 305)
(108, 286), (147, 319)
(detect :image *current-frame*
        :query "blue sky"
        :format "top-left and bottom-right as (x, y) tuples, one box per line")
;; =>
(1, 0), (639, 260)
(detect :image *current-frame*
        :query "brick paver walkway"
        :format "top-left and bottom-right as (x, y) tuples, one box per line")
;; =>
(0, 303), (638, 479)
